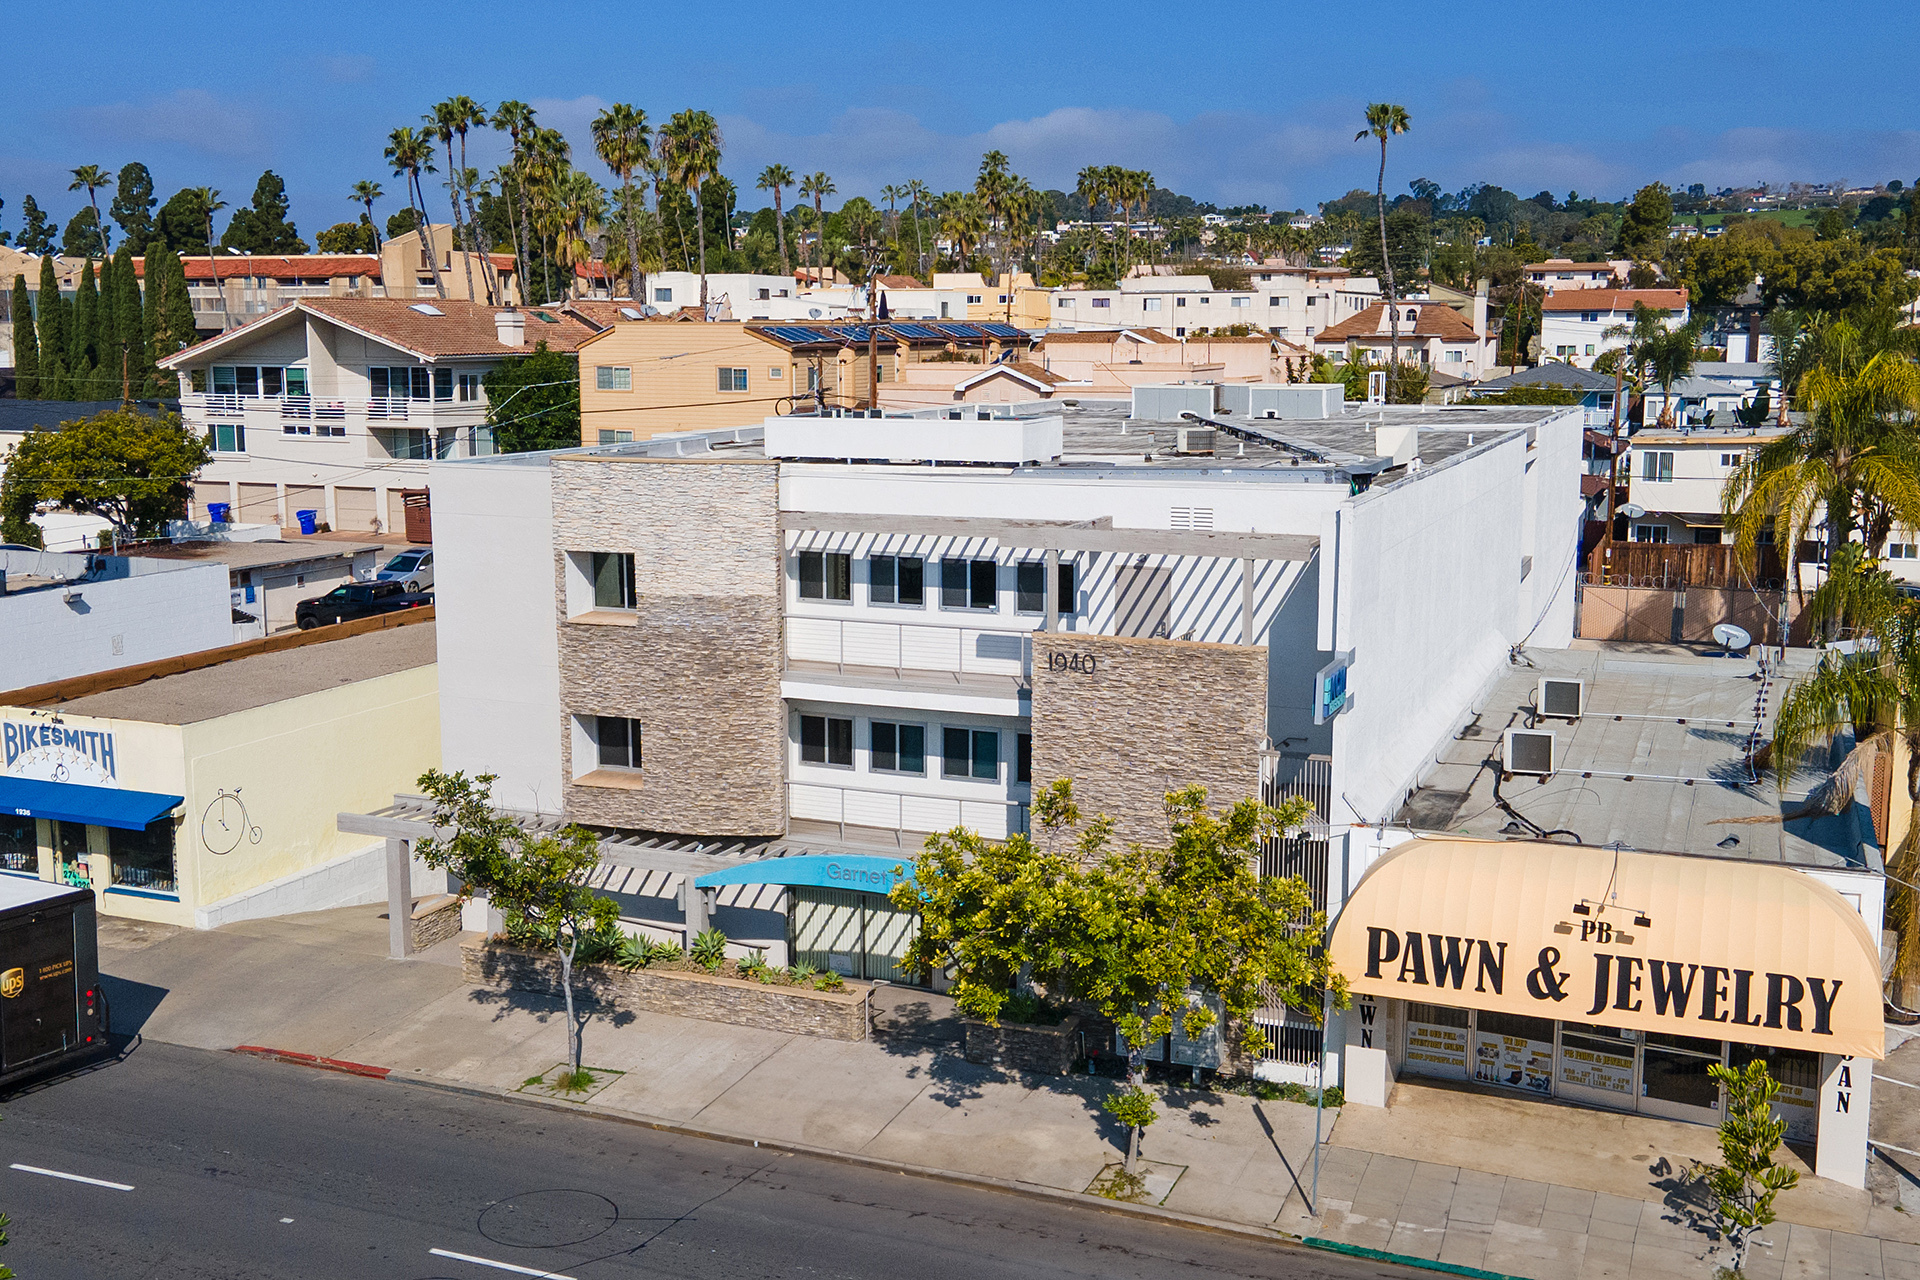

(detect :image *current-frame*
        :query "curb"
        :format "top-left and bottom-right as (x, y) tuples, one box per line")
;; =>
(1303, 1238), (1531, 1280)
(231, 1045), (392, 1079)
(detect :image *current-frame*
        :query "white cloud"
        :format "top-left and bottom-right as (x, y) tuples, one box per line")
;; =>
(67, 90), (275, 161)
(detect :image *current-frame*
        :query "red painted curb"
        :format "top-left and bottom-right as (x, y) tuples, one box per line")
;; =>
(231, 1045), (391, 1079)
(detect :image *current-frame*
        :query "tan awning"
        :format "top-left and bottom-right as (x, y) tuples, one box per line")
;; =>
(1328, 838), (1884, 1060)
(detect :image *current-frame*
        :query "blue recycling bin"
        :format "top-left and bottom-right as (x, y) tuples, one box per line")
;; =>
(207, 502), (231, 524)
(295, 509), (319, 535)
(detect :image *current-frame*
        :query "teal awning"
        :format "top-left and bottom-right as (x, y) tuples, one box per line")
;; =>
(0, 776), (183, 832)
(695, 853), (914, 893)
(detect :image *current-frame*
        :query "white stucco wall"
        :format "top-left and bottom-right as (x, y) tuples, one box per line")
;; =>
(1, 552), (231, 689)
(429, 454), (564, 813)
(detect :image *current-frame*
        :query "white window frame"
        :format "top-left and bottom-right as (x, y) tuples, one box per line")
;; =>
(595, 366), (632, 392)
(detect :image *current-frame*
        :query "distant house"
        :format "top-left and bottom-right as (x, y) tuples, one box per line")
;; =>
(1311, 302), (1496, 377)
(1537, 289), (1689, 369)
(1523, 258), (1629, 294)
(1472, 363), (1619, 421)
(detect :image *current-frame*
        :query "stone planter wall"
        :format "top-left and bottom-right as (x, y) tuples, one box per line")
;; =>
(963, 1014), (1084, 1076)
(410, 895), (463, 951)
(463, 939), (870, 1041)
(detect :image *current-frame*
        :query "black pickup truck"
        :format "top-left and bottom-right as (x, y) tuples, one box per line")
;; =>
(295, 580), (433, 628)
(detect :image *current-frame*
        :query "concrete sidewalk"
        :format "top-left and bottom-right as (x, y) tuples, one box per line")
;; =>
(92, 906), (1920, 1279)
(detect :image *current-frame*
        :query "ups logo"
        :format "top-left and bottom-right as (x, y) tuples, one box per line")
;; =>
(1, 967), (22, 999)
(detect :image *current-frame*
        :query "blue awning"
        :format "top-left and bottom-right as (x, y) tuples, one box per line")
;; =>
(0, 776), (184, 831)
(695, 853), (914, 893)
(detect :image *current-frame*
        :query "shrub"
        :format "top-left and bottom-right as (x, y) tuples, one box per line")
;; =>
(689, 928), (729, 972)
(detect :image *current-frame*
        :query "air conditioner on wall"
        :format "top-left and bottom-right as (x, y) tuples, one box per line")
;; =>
(1536, 677), (1584, 720)
(1504, 728), (1555, 776)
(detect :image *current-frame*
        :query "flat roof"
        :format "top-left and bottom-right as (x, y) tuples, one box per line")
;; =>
(36, 621), (437, 724)
(132, 540), (387, 572)
(1395, 644), (1875, 872)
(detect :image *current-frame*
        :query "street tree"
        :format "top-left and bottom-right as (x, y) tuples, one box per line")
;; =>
(1356, 104), (1412, 367)
(0, 408), (208, 546)
(482, 343), (580, 452)
(1705, 1058), (1799, 1275)
(414, 770), (619, 1081)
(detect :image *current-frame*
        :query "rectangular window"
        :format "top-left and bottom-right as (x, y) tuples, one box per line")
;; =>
(1016, 733), (1032, 784)
(1175, 297), (1187, 308)
(1142, 297), (1162, 311)
(768, 366), (783, 380)
(433, 368), (453, 401)
(597, 429), (634, 444)
(109, 819), (176, 895)
(1446, 350), (1464, 362)
(801, 714), (854, 767)
(286, 368), (309, 397)
(717, 367), (749, 392)
(1057, 298), (1074, 309)
(595, 716), (643, 770)
(261, 366), (284, 397)
(410, 367), (431, 400)
(1640, 451), (1674, 482)
(941, 558), (997, 610)
(590, 551), (637, 610)
(457, 373), (482, 402)
(1583, 344), (1596, 356)
(798, 550), (852, 601)
(942, 727), (999, 780)
(236, 366), (259, 397)
(1720, 452), (1740, 467)
(967, 294), (983, 304)
(1890, 544), (1919, 560)
(655, 288), (673, 302)
(1269, 296), (1286, 307)
(1091, 298), (1111, 309)
(1581, 311), (1599, 322)
(869, 554), (923, 605)
(1231, 297), (1249, 308)
(870, 721), (926, 774)
(596, 366), (633, 391)
(1633, 524), (1671, 544)
(369, 367), (390, 398)
(211, 424), (246, 452)
(1014, 561), (1078, 614)
(212, 366), (238, 395)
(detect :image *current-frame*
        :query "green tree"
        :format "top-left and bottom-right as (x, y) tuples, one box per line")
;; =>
(153, 187), (212, 255)
(414, 770), (620, 1078)
(69, 258), (99, 380)
(36, 255), (68, 389)
(385, 206), (421, 241)
(315, 220), (378, 253)
(0, 408), (208, 543)
(1704, 1059), (1799, 1275)
(492, 100), (539, 298)
(1344, 207), (1430, 286)
(61, 207), (105, 259)
(482, 343), (580, 452)
(1613, 182), (1673, 261)
(1764, 240), (1918, 313)
(1101, 1086), (1158, 1173)
(17, 195), (55, 254)
(661, 110), (723, 305)
(799, 171), (835, 284)
(109, 162), (157, 247)
(96, 252), (121, 397)
(349, 180), (384, 250)
(757, 164), (794, 277)
(144, 241), (196, 380)
(592, 103), (652, 305)
(68, 164), (113, 255)
(11, 275), (38, 399)
(106, 242), (149, 401)
(385, 127), (443, 298)
(220, 170), (307, 253)
(1356, 103), (1412, 366)
(1642, 319), (1703, 426)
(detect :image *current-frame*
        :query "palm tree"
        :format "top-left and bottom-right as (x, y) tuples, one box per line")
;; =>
(905, 179), (932, 277)
(658, 110), (722, 306)
(1725, 317), (1920, 575)
(799, 171), (835, 285)
(1642, 320), (1702, 426)
(552, 168), (606, 299)
(350, 180), (385, 249)
(193, 187), (229, 329)
(593, 104), (652, 304)
(426, 100), (477, 301)
(525, 127), (572, 302)
(1356, 103), (1412, 366)
(975, 150), (1012, 282)
(69, 164), (113, 256)
(757, 164), (795, 277)
(446, 96), (498, 304)
(385, 126), (444, 298)
(492, 100), (538, 302)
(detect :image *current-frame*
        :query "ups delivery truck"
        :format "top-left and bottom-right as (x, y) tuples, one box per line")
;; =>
(1, 877), (106, 1087)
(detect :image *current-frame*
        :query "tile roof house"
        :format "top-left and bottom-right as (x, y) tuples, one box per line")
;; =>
(1538, 289), (1690, 370)
(1311, 301), (1496, 377)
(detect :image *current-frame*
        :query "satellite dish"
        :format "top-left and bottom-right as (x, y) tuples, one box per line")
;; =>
(1619, 503), (1646, 518)
(1712, 623), (1752, 655)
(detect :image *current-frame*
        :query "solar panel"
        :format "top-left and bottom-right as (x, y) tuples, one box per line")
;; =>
(932, 324), (981, 340)
(765, 325), (829, 345)
(888, 324), (941, 340)
(980, 323), (1026, 338)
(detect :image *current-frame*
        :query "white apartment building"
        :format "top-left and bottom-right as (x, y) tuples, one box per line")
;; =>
(1523, 258), (1630, 294)
(1539, 289), (1690, 369)
(1047, 269), (1381, 343)
(157, 298), (595, 534)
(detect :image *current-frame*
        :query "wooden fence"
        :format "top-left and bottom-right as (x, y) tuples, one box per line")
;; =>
(1586, 540), (1787, 590)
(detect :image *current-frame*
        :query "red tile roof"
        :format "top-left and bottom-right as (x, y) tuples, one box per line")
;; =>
(1540, 289), (1688, 313)
(1036, 328), (1180, 345)
(876, 274), (926, 289)
(133, 254), (382, 281)
(160, 298), (594, 366)
(1312, 302), (1482, 345)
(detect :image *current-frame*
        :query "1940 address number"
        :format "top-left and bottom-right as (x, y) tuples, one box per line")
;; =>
(1046, 651), (1098, 674)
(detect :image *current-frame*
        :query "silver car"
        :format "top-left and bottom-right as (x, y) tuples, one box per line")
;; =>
(374, 548), (434, 592)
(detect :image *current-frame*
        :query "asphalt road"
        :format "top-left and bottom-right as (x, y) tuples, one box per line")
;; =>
(0, 1039), (1421, 1280)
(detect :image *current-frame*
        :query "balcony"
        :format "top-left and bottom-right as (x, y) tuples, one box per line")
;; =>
(182, 393), (484, 441)
(788, 779), (1028, 844)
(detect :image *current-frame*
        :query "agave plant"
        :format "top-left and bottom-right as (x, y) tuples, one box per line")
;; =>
(689, 928), (729, 971)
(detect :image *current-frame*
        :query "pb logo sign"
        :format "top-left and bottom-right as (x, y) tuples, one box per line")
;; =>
(0, 967), (22, 999)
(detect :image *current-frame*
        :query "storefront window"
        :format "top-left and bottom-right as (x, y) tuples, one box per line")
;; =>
(1732, 1043), (1821, 1142)
(1557, 1022), (1636, 1098)
(1642, 1031), (1724, 1113)
(109, 819), (177, 895)
(1473, 1011), (1555, 1095)
(55, 821), (91, 887)
(0, 815), (35, 875)
(1404, 1002), (1470, 1077)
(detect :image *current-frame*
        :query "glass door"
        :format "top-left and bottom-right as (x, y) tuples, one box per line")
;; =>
(1640, 1032), (1726, 1124)
(1556, 1022), (1638, 1108)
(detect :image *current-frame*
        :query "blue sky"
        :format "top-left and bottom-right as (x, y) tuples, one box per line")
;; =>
(5, 0), (1918, 243)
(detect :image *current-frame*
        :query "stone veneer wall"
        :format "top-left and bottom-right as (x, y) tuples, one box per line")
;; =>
(552, 458), (785, 835)
(464, 939), (870, 1041)
(1029, 632), (1267, 848)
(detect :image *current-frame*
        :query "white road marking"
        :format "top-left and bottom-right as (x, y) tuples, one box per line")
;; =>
(280, 1217), (295, 1223)
(429, 1247), (577, 1279)
(10, 1163), (134, 1191)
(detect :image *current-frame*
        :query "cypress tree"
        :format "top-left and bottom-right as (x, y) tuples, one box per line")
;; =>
(145, 244), (196, 395)
(12, 275), (38, 398)
(70, 260), (98, 385)
(97, 255), (121, 395)
(37, 255), (68, 395)
(112, 243), (149, 401)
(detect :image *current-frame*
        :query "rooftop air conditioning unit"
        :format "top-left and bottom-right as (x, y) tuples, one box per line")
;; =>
(1175, 427), (1215, 455)
(1537, 677), (1584, 720)
(1504, 728), (1555, 777)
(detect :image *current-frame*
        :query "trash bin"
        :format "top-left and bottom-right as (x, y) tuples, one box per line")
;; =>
(207, 502), (231, 524)
(295, 509), (318, 535)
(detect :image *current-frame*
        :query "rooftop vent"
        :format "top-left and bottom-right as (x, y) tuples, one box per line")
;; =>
(1537, 677), (1584, 720)
(409, 303), (444, 316)
(1503, 728), (1555, 777)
